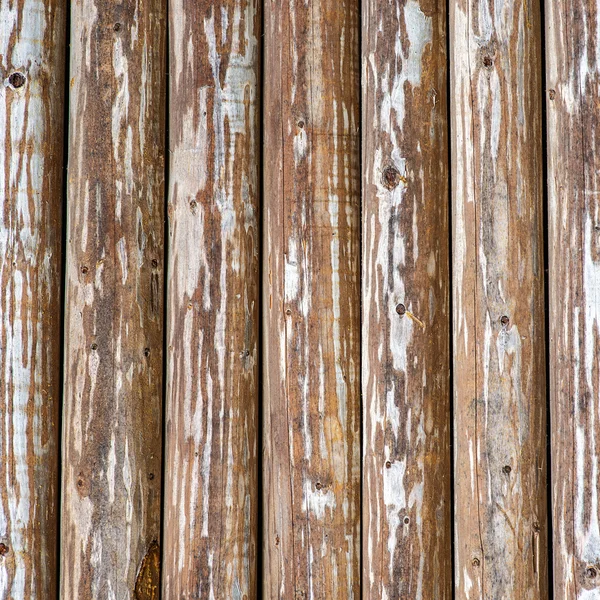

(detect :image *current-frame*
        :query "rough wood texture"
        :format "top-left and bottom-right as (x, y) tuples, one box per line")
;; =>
(0, 0), (65, 596)
(61, 0), (166, 594)
(362, 1), (451, 598)
(163, 1), (260, 597)
(546, 1), (600, 596)
(450, 1), (547, 597)
(263, 1), (361, 597)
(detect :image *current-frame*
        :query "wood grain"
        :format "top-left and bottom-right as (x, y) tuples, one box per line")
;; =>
(0, 0), (65, 596)
(61, 0), (166, 594)
(546, 1), (600, 596)
(450, 0), (548, 597)
(263, 1), (361, 597)
(362, 1), (451, 598)
(163, 1), (260, 597)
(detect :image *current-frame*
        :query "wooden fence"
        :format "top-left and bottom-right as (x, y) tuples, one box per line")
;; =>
(0, 0), (598, 598)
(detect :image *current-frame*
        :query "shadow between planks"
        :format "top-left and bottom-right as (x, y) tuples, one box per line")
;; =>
(0, 0), (598, 598)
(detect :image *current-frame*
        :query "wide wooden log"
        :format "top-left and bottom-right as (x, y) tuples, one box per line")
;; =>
(361, 0), (451, 598)
(263, 0), (361, 597)
(450, 0), (548, 597)
(163, 1), (260, 597)
(546, 0), (600, 595)
(0, 0), (66, 596)
(61, 0), (166, 595)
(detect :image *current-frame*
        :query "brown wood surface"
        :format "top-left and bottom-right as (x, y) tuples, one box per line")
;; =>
(163, 1), (260, 598)
(450, 0), (548, 597)
(546, 1), (600, 596)
(0, 0), (66, 596)
(61, 0), (166, 595)
(362, 1), (451, 598)
(263, 1), (361, 597)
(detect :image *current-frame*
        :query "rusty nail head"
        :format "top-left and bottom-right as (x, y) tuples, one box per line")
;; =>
(500, 315), (510, 326)
(503, 465), (512, 474)
(382, 166), (402, 190)
(148, 472), (154, 480)
(587, 566), (597, 579)
(8, 72), (26, 88)
(385, 460), (392, 469)
(549, 89), (556, 100)
(315, 482), (322, 490)
(396, 303), (406, 316)
(152, 259), (158, 268)
(91, 343), (98, 350)
(483, 56), (493, 68)
(81, 265), (89, 274)
(472, 557), (480, 567)
(113, 22), (122, 31)
(0, 543), (8, 556)
(403, 516), (410, 525)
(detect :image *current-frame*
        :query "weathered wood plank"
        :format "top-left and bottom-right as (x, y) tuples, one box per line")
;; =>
(362, 0), (451, 598)
(0, 0), (65, 596)
(263, 1), (361, 597)
(61, 0), (166, 594)
(163, 1), (260, 597)
(546, 1), (600, 596)
(450, 0), (548, 597)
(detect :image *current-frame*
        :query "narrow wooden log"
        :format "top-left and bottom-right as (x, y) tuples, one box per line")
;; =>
(163, 1), (260, 597)
(450, 0), (547, 597)
(61, 0), (166, 595)
(546, 1), (600, 595)
(263, 1), (361, 597)
(0, 0), (65, 596)
(362, 0), (451, 598)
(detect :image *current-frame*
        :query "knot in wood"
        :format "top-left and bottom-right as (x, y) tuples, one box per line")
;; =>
(0, 543), (8, 556)
(482, 56), (493, 68)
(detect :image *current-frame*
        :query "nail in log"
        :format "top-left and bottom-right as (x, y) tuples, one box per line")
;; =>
(0, 0), (66, 596)
(362, 0), (451, 597)
(451, 0), (548, 597)
(263, 0), (361, 597)
(61, 0), (166, 594)
(546, 0), (600, 595)
(163, 1), (260, 597)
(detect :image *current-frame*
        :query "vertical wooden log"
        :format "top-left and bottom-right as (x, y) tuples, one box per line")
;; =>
(61, 0), (166, 594)
(451, 0), (547, 597)
(546, 2), (600, 595)
(163, 1), (260, 597)
(362, 0), (450, 598)
(0, 0), (65, 596)
(263, 1), (360, 598)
